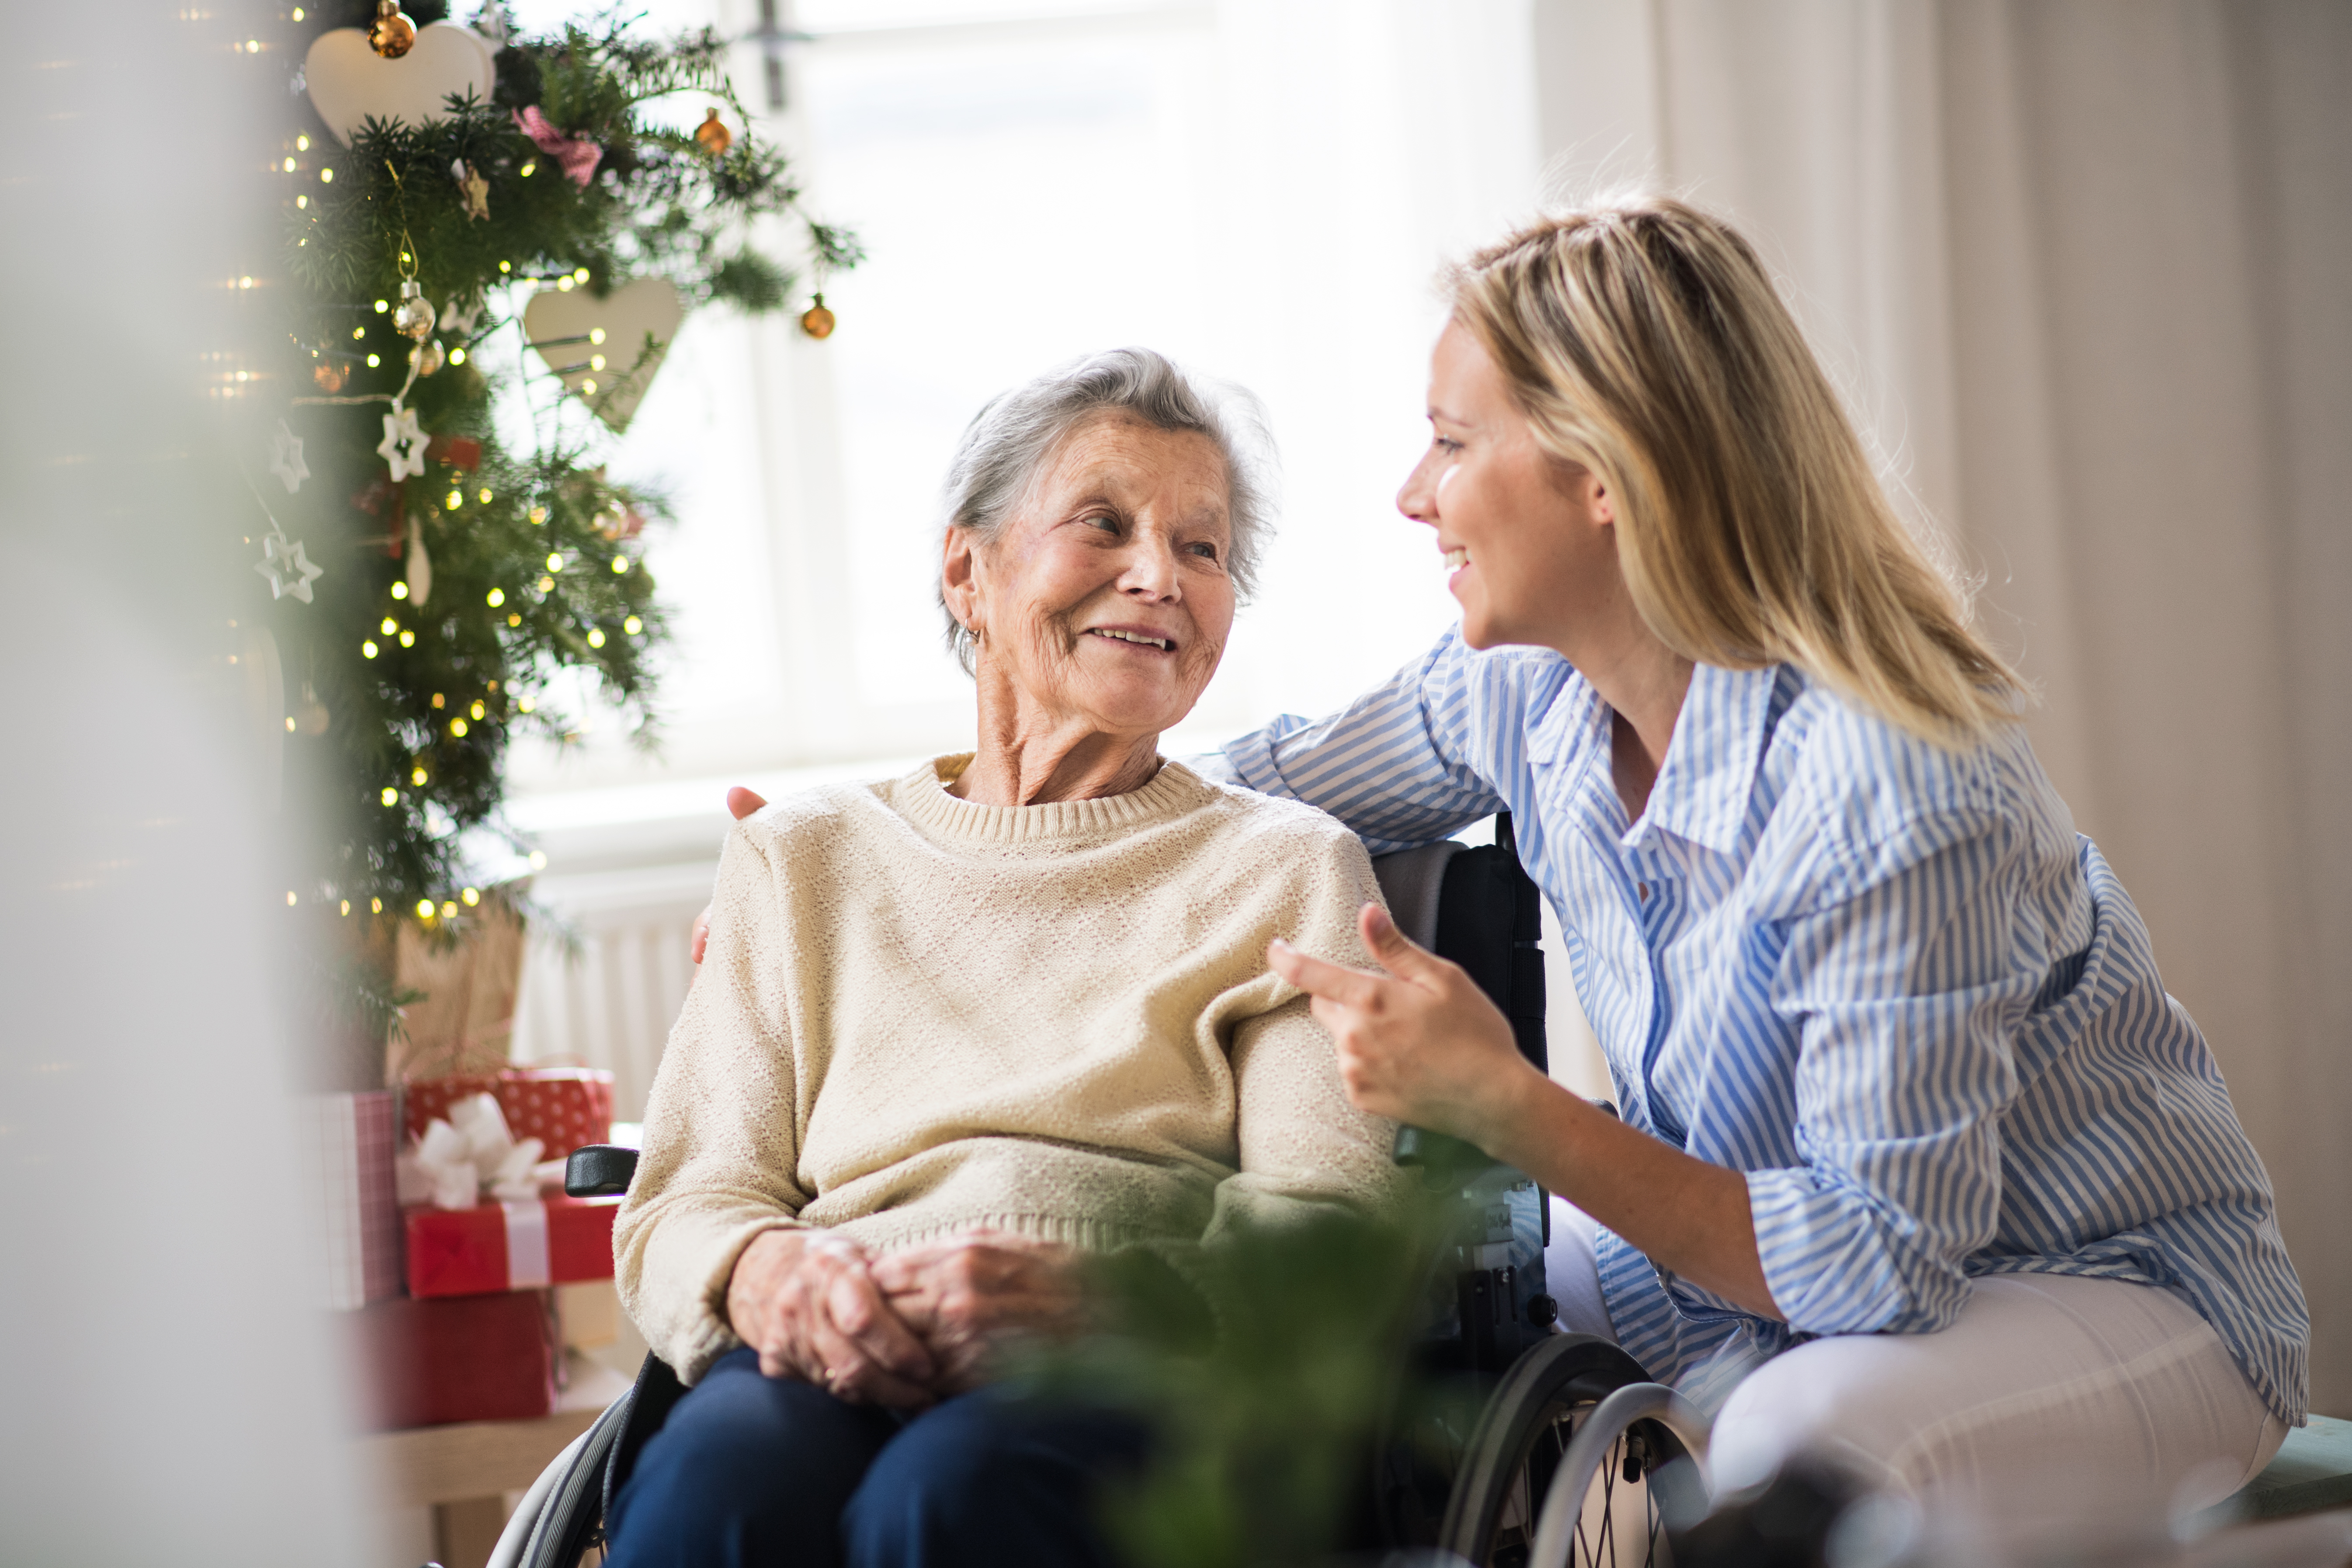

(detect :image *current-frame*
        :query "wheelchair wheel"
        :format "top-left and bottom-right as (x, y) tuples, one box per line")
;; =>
(1436, 1336), (1708, 1568)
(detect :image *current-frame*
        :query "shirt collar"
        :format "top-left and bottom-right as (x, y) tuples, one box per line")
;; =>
(1626, 662), (1776, 855)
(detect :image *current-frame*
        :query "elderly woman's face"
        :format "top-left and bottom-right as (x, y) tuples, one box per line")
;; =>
(949, 414), (1235, 741)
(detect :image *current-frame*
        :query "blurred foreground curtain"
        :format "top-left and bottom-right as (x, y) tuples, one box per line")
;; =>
(0, 0), (366, 1560)
(1533, 0), (2352, 1415)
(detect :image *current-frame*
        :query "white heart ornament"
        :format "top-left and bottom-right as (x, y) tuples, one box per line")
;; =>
(524, 278), (684, 434)
(305, 23), (495, 147)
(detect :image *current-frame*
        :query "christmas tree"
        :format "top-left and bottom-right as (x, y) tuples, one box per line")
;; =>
(244, 0), (854, 1049)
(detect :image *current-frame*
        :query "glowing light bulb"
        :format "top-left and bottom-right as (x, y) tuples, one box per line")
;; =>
(451, 717), (469, 736)
(529, 850), (548, 870)
(587, 627), (605, 649)
(374, 299), (388, 313)
(449, 347), (465, 364)
(398, 629), (414, 647)
(286, 891), (298, 906)
(366, 353), (380, 367)
(546, 554), (564, 572)
(574, 267), (590, 283)
(529, 506), (548, 525)
(284, 715), (297, 732)
(411, 766), (427, 785)
(519, 161), (536, 178)
(486, 587), (505, 607)
(282, 156), (296, 172)
(295, 134), (309, 150)
(556, 276), (573, 293)
(461, 887), (480, 906)
(340, 899), (351, 916)
(624, 616), (642, 635)
(507, 612), (521, 627)
(479, 488), (493, 504)
(431, 694), (444, 708)
(518, 696), (535, 714)
(320, 167), (333, 182)
(416, 898), (434, 919)
(612, 556), (629, 574)
(446, 489), (463, 510)
(469, 700), (485, 720)
(537, 576), (554, 593)
(441, 901), (458, 919)
(589, 354), (605, 371)
(370, 897), (383, 913)
(499, 260), (512, 273)
(589, 327), (606, 345)
(580, 378), (597, 394)
(351, 326), (364, 340)
(296, 195), (308, 209)
(362, 639), (379, 658)
(381, 786), (399, 806)
(391, 581), (409, 599)
(380, 617), (397, 635)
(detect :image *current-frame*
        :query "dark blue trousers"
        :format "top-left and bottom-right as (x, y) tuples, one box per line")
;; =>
(603, 1348), (1151, 1568)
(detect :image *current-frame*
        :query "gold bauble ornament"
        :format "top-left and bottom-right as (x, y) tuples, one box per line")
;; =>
(411, 338), (446, 377)
(392, 278), (437, 341)
(694, 108), (732, 157)
(799, 293), (836, 340)
(368, 0), (417, 59)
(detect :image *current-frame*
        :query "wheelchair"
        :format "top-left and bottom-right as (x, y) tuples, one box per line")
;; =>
(492, 817), (1712, 1568)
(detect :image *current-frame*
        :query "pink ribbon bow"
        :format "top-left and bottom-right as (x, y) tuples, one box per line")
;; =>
(513, 106), (603, 188)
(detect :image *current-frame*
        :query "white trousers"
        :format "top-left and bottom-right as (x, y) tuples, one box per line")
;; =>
(1544, 1199), (2286, 1543)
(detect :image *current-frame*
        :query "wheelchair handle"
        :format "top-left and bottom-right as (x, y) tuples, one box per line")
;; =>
(565, 1143), (641, 1198)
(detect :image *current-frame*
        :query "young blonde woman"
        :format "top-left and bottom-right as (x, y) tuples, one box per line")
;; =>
(1247, 197), (2308, 1537)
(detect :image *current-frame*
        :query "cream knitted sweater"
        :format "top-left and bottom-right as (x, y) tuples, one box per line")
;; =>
(615, 756), (1400, 1383)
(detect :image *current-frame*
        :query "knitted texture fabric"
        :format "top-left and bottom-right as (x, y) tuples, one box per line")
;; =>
(616, 756), (1401, 1383)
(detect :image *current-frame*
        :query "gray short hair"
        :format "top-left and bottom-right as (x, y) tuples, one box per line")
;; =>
(937, 347), (1276, 673)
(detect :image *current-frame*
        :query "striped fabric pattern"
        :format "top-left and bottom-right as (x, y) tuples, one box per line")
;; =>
(1207, 630), (2308, 1424)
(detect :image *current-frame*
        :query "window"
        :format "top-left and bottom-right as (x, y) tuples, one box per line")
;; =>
(503, 0), (1543, 796)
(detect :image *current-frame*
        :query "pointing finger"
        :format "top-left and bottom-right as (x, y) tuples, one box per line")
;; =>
(1268, 937), (1388, 1010)
(1359, 903), (1449, 989)
(727, 786), (769, 820)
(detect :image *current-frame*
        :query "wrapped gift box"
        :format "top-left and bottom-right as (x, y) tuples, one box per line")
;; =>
(402, 1066), (614, 1161)
(348, 1288), (556, 1429)
(405, 1195), (621, 1299)
(300, 1090), (403, 1309)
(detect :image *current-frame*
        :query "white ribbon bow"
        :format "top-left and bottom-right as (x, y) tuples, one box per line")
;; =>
(396, 1092), (555, 1211)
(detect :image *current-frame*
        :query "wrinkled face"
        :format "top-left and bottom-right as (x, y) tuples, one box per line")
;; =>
(1395, 319), (1617, 652)
(945, 413), (1236, 742)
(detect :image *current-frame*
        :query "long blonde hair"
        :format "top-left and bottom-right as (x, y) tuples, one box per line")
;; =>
(1448, 196), (2022, 747)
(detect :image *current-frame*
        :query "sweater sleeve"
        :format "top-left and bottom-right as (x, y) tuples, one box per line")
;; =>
(613, 824), (815, 1384)
(1129, 826), (1407, 1315)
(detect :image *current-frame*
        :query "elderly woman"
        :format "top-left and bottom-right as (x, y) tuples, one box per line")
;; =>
(605, 349), (1396, 1568)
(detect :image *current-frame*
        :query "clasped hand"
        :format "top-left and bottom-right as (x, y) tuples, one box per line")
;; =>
(726, 1227), (1085, 1408)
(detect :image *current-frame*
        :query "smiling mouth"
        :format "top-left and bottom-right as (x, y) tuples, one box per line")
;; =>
(1087, 627), (1174, 652)
(1443, 548), (1470, 572)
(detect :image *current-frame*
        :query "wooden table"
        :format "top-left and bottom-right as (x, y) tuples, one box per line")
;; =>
(359, 1351), (633, 1568)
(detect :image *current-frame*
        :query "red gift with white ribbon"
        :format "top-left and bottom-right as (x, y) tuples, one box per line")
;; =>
(402, 1066), (614, 1162)
(403, 1195), (620, 1299)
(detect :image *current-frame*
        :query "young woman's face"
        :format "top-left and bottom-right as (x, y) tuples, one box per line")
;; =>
(1395, 320), (1619, 654)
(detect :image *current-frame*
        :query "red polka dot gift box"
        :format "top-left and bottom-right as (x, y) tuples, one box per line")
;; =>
(402, 1066), (615, 1162)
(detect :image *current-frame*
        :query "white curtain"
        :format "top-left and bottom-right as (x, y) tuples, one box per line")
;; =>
(1533, 0), (2352, 1416)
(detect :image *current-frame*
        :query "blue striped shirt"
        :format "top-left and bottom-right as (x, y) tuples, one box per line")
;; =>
(1207, 631), (2308, 1423)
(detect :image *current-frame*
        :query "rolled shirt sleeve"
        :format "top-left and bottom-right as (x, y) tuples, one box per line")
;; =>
(1207, 630), (1511, 853)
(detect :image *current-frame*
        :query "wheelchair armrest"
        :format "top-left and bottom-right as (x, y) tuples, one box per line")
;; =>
(1393, 1123), (1498, 1187)
(565, 1143), (640, 1198)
